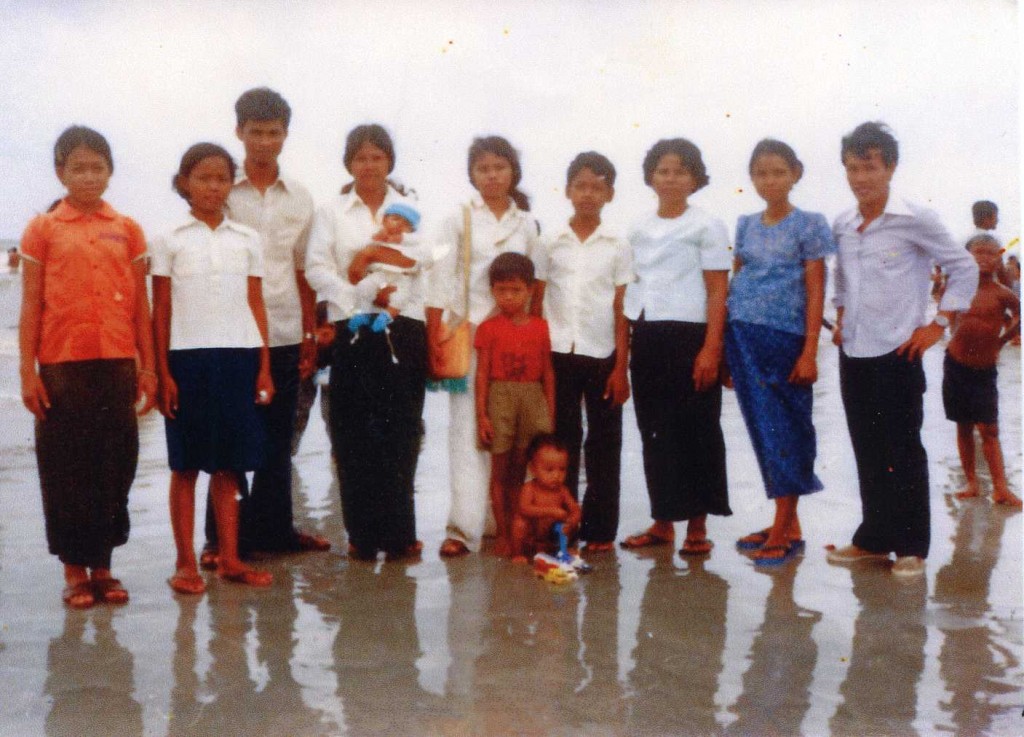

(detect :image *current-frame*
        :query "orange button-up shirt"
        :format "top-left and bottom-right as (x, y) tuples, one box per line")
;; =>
(20, 200), (147, 365)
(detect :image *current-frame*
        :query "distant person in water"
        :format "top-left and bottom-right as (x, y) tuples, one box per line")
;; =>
(943, 234), (1021, 508)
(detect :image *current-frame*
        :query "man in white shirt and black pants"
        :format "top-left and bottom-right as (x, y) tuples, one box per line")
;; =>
(827, 122), (977, 578)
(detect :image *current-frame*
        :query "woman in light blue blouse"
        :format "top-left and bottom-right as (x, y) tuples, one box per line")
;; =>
(725, 139), (835, 567)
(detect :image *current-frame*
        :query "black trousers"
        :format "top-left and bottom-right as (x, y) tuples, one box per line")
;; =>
(629, 320), (730, 521)
(329, 316), (426, 555)
(552, 351), (622, 543)
(37, 359), (138, 568)
(839, 349), (930, 558)
(205, 344), (300, 553)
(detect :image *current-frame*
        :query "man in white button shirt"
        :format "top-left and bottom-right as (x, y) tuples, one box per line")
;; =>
(827, 122), (977, 577)
(202, 88), (329, 562)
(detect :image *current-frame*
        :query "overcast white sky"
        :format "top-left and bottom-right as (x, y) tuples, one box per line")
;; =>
(0, 0), (1018, 246)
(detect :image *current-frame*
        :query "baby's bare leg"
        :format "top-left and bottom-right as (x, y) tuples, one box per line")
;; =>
(978, 423), (1022, 507)
(954, 423), (981, 499)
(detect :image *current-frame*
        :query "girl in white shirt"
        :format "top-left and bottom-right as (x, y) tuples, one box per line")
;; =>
(425, 135), (540, 557)
(621, 138), (733, 556)
(152, 143), (274, 595)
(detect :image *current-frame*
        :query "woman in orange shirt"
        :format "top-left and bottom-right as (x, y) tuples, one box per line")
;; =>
(19, 126), (157, 609)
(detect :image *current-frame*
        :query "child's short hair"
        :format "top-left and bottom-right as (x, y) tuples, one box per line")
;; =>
(749, 138), (804, 179)
(54, 125), (113, 172)
(488, 252), (534, 286)
(642, 138), (709, 191)
(526, 433), (568, 463)
(172, 143), (237, 201)
(566, 151), (616, 187)
(841, 122), (899, 167)
(235, 87), (292, 129)
(383, 202), (420, 231)
(972, 200), (998, 226)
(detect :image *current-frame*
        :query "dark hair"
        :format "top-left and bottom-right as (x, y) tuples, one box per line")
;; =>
(965, 233), (1001, 252)
(343, 124), (395, 174)
(172, 143), (236, 201)
(972, 200), (998, 226)
(841, 121), (899, 167)
(468, 135), (530, 211)
(642, 138), (709, 191)
(338, 123), (410, 196)
(749, 138), (804, 179)
(566, 151), (616, 187)
(234, 87), (292, 129)
(488, 251), (534, 286)
(526, 433), (568, 463)
(54, 125), (113, 172)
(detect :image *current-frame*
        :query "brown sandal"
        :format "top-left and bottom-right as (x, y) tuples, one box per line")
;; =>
(92, 577), (129, 605)
(62, 581), (95, 609)
(439, 538), (470, 558)
(619, 531), (673, 549)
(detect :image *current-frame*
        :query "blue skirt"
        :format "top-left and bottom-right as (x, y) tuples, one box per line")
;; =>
(724, 321), (823, 499)
(165, 348), (267, 473)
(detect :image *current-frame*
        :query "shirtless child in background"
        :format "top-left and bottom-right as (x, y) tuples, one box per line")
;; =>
(511, 435), (582, 562)
(943, 234), (1021, 507)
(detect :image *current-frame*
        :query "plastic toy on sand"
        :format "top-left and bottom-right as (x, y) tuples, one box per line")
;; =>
(533, 523), (593, 583)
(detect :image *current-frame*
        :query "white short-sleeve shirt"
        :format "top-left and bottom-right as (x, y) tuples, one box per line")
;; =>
(425, 196), (540, 326)
(306, 187), (435, 322)
(150, 217), (264, 350)
(227, 174), (314, 347)
(624, 206), (732, 323)
(535, 222), (634, 358)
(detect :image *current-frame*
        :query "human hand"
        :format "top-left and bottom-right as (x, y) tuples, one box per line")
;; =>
(159, 374), (179, 419)
(692, 345), (721, 392)
(477, 414), (494, 446)
(832, 324), (843, 347)
(896, 323), (944, 362)
(255, 368), (275, 406)
(299, 337), (317, 381)
(373, 284), (397, 309)
(603, 366), (631, 405)
(136, 370), (158, 415)
(788, 351), (818, 386)
(20, 370), (50, 420)
(346, 247), (375, 285)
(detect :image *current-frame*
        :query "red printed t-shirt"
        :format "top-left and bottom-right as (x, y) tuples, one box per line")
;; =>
(474, 314), (550, 382)
(20, 199), (147, 365)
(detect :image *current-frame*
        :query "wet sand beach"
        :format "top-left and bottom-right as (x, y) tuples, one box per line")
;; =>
(0, 271), (1020, 736)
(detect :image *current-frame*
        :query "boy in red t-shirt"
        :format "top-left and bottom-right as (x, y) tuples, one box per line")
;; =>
(475, 252), (555, 557)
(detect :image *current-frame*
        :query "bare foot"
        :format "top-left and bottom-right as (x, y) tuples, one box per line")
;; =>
(993, 490), (1024, 509)
(510, 555), (528, 564)
(218, 564), (272, 587)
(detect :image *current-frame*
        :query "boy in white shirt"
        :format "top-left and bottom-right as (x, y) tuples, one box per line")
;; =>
(533, 152), (633, 552)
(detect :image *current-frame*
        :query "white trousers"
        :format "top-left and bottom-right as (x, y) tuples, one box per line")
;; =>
(444, 338), (493, 551)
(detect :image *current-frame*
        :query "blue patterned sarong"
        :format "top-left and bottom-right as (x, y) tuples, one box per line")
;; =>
(724, 321), (823, 499)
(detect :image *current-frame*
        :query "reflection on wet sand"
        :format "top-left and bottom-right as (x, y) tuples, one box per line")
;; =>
(727, 557), (821, 736)
(45, 610), (143, 737)
(166, 567), (334, 737)
(935, 497), (1019, 735)
(627, 555), (728, 736)
(830, 568), (928, 737)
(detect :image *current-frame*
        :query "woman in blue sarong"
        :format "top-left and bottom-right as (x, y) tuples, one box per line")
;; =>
(724, 139), (835, 566)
